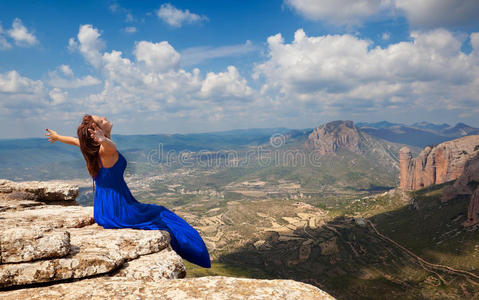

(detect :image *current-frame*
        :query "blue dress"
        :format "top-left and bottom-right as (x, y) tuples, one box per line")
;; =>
(91, 149), (211, 268)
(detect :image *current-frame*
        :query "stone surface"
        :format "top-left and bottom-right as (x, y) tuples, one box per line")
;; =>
(0, 205), (95, 229)
(399, 135), (479, 190)
(0, 228), (70, 264)
(0, 198), (44, 212)
(0, 276), (335, 300)
(111, 245), (186, 280)
(0, 222), (173, 288)
(0, 179), (78, 202)
(0, 186), (183, 289)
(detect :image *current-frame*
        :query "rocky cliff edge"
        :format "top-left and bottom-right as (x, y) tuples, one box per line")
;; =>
(0, 179), (334, 299)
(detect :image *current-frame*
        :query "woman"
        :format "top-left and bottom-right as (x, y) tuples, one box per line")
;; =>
(45, 114), (211, 268)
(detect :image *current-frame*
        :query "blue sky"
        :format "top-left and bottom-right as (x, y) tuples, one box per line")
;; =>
(1, 0), (479, 138)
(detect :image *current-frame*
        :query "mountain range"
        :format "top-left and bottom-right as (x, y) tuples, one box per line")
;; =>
(1, 120), (478, 198)
(356, 121), (479, 147)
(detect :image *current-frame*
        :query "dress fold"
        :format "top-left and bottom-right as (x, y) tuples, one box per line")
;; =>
(92, 150), (211, 268)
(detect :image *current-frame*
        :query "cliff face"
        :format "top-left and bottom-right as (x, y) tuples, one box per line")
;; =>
(399, 135), (479, 191)
(304, 120), (363, 155)
(0, 179), (334, 299)
(441, 153), (479, 226)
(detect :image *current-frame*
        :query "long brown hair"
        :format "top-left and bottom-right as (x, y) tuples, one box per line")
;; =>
(77, 114), (101, 179)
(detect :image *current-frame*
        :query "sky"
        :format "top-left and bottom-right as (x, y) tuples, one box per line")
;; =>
(1, 0), (479, 139)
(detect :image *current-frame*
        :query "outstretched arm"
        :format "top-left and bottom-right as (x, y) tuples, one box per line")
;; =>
(45, 129), (80, 147)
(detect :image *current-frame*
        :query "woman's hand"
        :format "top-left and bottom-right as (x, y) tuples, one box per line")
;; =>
(45, 128), (60, 144)
(88, 122), (107, 144)
(45, 129), (80, 147)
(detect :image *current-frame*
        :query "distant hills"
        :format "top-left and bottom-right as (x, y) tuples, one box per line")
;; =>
(356, 121), (479, 147)
(1, 120), (478, 189)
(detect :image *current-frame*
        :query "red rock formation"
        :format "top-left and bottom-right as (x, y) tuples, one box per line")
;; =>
(441, 152), (479, 201)
(304, 120), (362, 155)
(399, 135), (479, 191)
(440, 152), (479, 226)
(399, 147), (413, 190)
(441, 152), (479, 202)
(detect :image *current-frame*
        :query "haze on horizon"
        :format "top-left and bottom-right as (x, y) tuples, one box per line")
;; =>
(1, 0), (479, 139)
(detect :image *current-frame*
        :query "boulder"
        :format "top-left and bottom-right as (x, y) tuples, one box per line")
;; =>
(0, 179), (78, 203)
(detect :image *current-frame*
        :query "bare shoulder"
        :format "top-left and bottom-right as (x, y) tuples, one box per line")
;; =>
(99, 140), (118, 155)
(98, 147), (119, 168)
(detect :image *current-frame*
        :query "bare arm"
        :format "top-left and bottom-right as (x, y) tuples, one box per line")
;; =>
(45, 129), (80, 147)
(88, 123), (117, 155)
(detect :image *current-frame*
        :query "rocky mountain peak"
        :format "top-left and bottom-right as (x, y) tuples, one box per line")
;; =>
(304, 120), (362, 155)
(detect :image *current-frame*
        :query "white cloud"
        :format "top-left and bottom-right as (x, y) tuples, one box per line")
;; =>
(285, 0), (479, 29)
(66, 24), (253, 121)
(67, 37), (78, 52)
(0, 24), (12, 50)
(180, 40), (258, 66)
(48, 88), (68, 105)
(285, 0), (391, 26)
(7, 18), (38, 46)
(124, 26), (136, 33)
(254, 28), (479, 115)
(48, 65), (102, 89)
(200, 66), (253, 99)
(0, 70), (44, 94)
(394, 0), (479, 28)
(0, 70), (51, 116)
(156, 3), (208, 28)
(109, 2), (135, 22)
(68, 24), (105, 68)
(133, 41), (180, 71)
(382, 32), (390, 40)
(59, 64), (74, 76)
